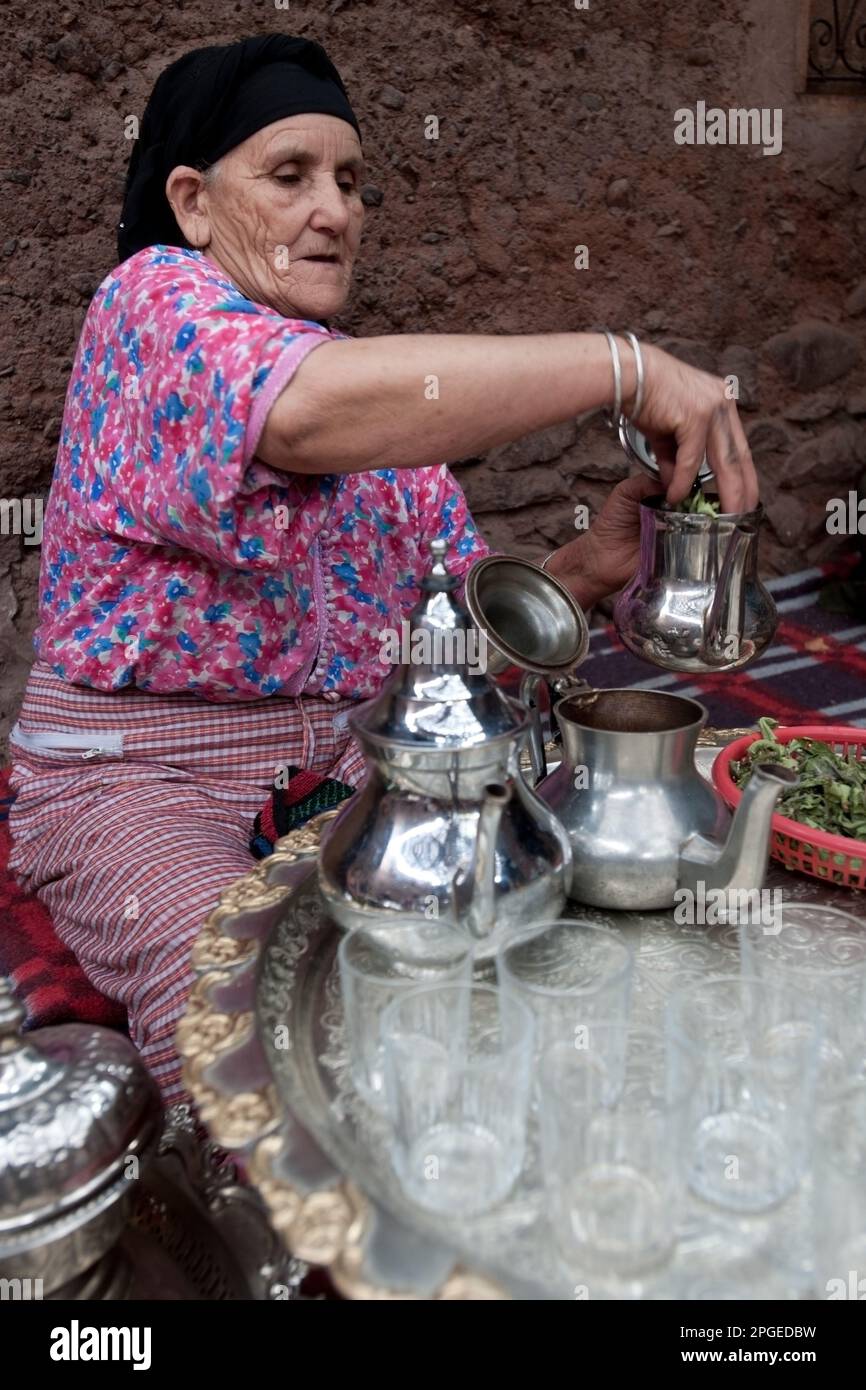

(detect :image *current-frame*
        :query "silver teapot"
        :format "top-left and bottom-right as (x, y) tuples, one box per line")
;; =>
(613, 494), (777, 673)
(536, 688), (797, 910)
(317, 540), (573, 963)
(613, 420), (776, 673)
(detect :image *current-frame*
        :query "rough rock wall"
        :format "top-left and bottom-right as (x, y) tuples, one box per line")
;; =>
(1, 0), (864, 740)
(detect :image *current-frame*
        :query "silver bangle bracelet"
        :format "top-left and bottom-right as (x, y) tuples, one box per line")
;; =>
(601, 329), (622, 428)
(540, 551), (555, 573)
(623, 330), (645, 421)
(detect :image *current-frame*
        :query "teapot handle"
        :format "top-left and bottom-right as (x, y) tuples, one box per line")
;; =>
(520, 673), (596, 781)
(519, 672), (547, 785)
(701, 524), (755, 666)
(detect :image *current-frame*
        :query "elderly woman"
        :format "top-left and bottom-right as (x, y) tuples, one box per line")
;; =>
(8, 35), (757, 1102)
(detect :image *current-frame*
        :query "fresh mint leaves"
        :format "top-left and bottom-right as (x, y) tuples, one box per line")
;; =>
(730, 717), (866, 842)
(675, 489), (721, 516)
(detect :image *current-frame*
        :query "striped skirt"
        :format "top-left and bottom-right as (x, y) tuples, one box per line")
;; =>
(8, 662), (368, 1102)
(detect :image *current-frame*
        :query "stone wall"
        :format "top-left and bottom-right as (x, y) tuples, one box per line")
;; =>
(1, 0), (864, 741)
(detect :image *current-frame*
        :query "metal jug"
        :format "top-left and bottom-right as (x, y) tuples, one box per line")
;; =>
(317, 540), (573, 963)
(613, 495), (777, 673)
(535, 688), (796, 910)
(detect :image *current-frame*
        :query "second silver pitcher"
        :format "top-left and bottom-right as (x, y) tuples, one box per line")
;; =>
(613, 496), (777, 674)
(536, 688), (796, 911)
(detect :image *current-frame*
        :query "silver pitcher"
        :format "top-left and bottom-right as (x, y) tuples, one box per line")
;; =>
(613, 495), (777, 674)
(317, 540), (573, 964)
(535, 688), (796, 910)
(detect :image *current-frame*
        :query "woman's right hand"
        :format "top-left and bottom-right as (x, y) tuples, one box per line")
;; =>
(625, 341), (759, 514)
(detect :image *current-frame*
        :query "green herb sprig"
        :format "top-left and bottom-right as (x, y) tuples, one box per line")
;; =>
(730, 717), (866, 842)
(675, 489), (720, 516)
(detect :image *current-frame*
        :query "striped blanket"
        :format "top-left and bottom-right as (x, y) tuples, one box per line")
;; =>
(577, 563), (866, 729)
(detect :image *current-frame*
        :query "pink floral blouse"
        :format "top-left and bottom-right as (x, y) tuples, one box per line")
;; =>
(34, 245), (492, 702)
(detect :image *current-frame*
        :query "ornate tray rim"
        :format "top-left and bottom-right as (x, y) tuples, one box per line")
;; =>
(179, 807), (510, 1300)
(179, 729), (755, 1301)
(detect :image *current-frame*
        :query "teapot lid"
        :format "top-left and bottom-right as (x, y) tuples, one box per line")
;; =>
(0, 977), (162, 1252)
(618, 417), (715, 486)
(350, 539), (528, 748)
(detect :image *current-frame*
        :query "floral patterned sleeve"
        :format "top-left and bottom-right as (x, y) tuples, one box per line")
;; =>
(89, 249), (334, 571)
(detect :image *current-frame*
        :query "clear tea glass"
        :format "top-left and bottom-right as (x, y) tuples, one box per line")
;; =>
(381, 982), (534, 1217)
(496, 919), (634, 1069)
(338, 921), (472, 1110)
(815, 1082), (866, 1301)
(666, 973), (822, 1213)
(739, 903), (866, 1095)
(539, 1024), (690, 1276)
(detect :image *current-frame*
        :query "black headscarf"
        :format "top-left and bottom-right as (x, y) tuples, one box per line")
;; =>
(117, 34), (362, 263)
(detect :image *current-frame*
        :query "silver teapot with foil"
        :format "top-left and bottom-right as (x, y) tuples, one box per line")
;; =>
(613, 422), (777, 673)
(317, 540), (574, 963)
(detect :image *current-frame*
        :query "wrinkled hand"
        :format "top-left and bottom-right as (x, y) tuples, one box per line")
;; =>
(631, 343), (759, 513)
(544, 338), (761, 609)
(545, 472), (658, 608)
(581, 472), (660, 592)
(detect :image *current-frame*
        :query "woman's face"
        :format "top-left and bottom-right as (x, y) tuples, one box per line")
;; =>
(166, 113), (366, 320)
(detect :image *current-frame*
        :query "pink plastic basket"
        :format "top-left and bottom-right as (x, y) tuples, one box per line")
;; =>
(713, 726), (866, 891)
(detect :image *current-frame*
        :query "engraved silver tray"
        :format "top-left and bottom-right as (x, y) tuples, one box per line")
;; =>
(180, 733), (866, 1301)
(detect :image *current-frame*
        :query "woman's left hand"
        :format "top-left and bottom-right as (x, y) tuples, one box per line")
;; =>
(543, 472), (659, 609)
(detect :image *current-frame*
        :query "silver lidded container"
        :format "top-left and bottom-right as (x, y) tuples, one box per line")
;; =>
(0, 978), (162, 1297)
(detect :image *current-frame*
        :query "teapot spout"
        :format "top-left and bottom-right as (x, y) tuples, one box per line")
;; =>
(452, 782), (511, 939)
(701, 524), (754, 665)
(677, 762), (799, 899)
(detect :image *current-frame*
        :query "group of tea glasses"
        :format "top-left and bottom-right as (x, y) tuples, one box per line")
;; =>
(338, 903), (866, 1295)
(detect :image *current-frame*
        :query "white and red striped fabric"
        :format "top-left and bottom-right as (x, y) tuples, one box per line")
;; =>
(8, 661), (368, 1103)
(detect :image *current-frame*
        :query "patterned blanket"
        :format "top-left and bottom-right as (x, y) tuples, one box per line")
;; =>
(0, 766), (127, 1031)
(578, 561), (866, 728)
